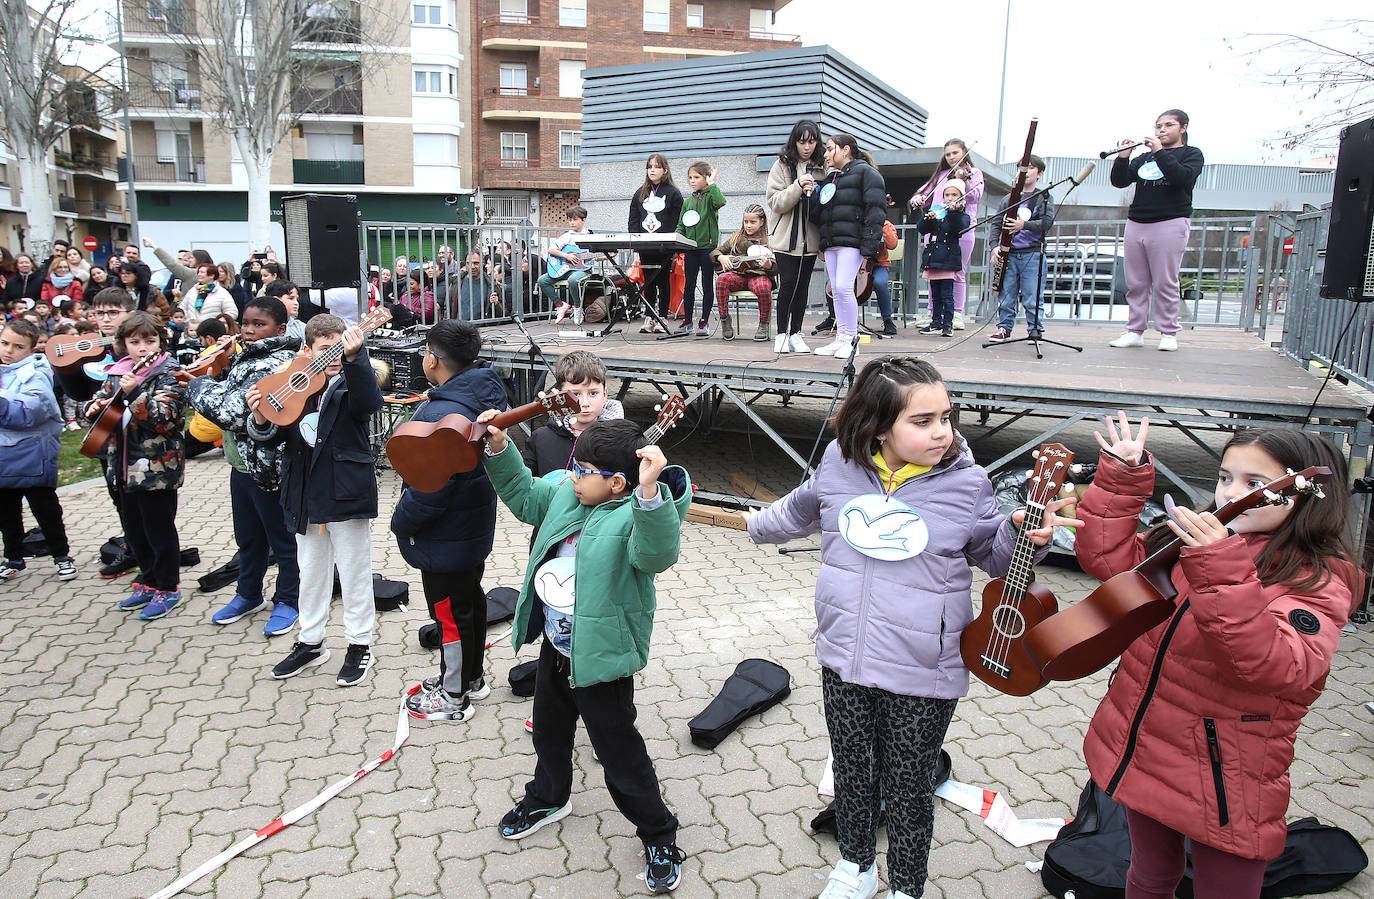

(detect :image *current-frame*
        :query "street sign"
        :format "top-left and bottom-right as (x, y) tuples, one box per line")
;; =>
(83, 236), (99, 251)
(1282, 236), (1295, 255)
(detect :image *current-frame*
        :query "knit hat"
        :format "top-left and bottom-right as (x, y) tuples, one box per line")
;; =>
(941, 178), (967, 198)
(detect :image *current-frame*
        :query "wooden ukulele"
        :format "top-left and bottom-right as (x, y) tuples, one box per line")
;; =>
(1025, 464), (1333, 682)
(386, 390), (581, 492)
(961, 443), (1073, 696)
(46, 334), (116, 371)
(78, 339), (235, 459)
(253, 306), (392, 427)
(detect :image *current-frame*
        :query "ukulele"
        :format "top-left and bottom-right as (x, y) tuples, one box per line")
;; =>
(46, 334), (116, 371)
(253, 306), (392, 427)
(78, 339), (235, 459)
(643, 395), (685, 442)
(386, 390), (582, 492)
(1024, 464), (1333, 682)
(960, 443), (1073, 696)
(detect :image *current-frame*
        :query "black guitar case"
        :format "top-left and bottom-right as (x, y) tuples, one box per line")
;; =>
(688, 659), (791, 749)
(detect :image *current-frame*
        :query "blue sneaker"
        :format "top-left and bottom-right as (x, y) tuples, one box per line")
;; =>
(139, 589), (186, 620)
(644, 843), (685, 893)
(117, 583), (155, 611)
(211, 594), (264, 625)
(263, 604), (298, 637)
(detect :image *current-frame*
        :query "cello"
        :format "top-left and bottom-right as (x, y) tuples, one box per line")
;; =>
(1024, 464), (1333, 682)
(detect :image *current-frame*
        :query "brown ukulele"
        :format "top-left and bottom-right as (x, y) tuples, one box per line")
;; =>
(961, 443), (1073, 696)
(386, 390), (582, 492)
(79, 339), (236, 459)
(253, 306), (392, 427)
(46, 334), (116, 371)
(1025, 464), (1333, 682)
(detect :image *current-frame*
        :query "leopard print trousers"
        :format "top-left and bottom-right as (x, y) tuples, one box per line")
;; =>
(821, 666), (958, 897)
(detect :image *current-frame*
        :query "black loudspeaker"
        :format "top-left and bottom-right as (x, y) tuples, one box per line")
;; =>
(1321, 116), (1374, 302)
(280, 193), (361, 289)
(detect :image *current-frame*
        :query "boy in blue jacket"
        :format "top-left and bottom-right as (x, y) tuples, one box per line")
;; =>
(475, 413), (692, 894)
(0, 319), (76, 581)
(391, 320), (507, 721)
(247, 314), (384, 687)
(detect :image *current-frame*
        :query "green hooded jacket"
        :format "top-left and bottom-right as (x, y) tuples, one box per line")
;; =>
(676, 182), (726, 249)
(483, 443), (692, 687)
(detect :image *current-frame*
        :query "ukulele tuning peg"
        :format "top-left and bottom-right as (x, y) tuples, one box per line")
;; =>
(654, 404), (662, 413)
(1070, 463), (1083, 475)
(1293, 475), (1307, 490)
(1025, 470), (1034, 479)
(1312, 485), (1326, 498)
(1263, 489), (1280, 503)
(1031, 449), (1040, 459)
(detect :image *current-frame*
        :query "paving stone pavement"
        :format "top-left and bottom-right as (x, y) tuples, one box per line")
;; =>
(0, 414), (1370, 898)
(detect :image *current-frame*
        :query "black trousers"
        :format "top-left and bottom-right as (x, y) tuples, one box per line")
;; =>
(775, 252), (818, 335)
(527, 640), (677, 845)
(640, 252), (675, 317)
(119, 488), (180, 591)
(0, 486), (70, 561)
(420, 565), (487, 695)
(680, 247), (713, 324)
(229, 468), (299, 607)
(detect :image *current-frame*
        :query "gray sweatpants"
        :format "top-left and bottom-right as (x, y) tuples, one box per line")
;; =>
(296, 518), (375, 646)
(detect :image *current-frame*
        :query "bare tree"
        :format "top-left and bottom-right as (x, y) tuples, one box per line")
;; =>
(140, 0), (402, 250)
(1227, 21), (1374, 153)
(0, 0), (112, 259)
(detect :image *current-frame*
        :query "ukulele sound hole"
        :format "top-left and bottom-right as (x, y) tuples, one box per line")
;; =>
(992, 606), (1026, 639)
(287, 371), (312, 392)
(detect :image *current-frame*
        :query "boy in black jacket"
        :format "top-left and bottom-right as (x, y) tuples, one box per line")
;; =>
(392, 320), (508, 721)
(521, 350), (623, 477)
(247, 314), (384, 686)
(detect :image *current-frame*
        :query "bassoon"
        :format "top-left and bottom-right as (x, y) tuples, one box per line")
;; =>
(989, 118), (1038, 294)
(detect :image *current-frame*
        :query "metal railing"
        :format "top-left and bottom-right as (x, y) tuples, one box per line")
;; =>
(119, 155), (206, 183)
(291, 87), (363, 115)
(75, 199), (124, 218)
(479, 13), (540, 26)
(293, 159), (364, 184)
(121, 82), (203, 111)
(685, 25), (801, 42)
(1281, 207), (1374, 393)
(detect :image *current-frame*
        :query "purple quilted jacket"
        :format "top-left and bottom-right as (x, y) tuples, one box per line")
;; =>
(748, 436), (1018, 699)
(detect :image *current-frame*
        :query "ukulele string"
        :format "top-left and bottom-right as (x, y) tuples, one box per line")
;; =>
(986, 465), (1057, 669)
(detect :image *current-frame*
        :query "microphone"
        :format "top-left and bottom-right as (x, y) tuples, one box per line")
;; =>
(1071, 162), (1096, 185)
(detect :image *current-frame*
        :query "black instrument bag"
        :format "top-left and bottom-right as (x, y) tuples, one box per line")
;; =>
(688, 659), (790, 749)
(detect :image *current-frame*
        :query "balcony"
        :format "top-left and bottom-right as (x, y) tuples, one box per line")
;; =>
(75, 199), (126, 220)
(293, 159), (364, 184)
(480, 157), (577, 189)
(685, 25), (800, 43)
(298, 14), (361, 43)
(120, 155), (207, 183)
(482, 86), (580, 121)
(57, 195), (78, 214)
(478, 14), (588, 51)
(292, 87), (364, 116)
(122, 82), (202, 112)
(116, 2), (194, 37)
(71, 153), (118, 179)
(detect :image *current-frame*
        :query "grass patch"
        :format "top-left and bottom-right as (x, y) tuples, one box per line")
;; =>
(58, 426), (102, 487)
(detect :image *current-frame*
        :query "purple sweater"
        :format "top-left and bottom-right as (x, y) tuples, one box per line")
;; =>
(748, 436), (1019, 699)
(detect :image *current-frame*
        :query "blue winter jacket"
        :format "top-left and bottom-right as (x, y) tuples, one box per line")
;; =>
(390, 361), (508, 572)
(0, 354), (62, 489)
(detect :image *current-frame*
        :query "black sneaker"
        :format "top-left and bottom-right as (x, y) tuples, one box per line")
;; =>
(811, 316), (836, 335)
(882, 319), (898, 336)
(272, 642), (330, 679)
(645, 843), (686, 893)
(336, 643), (374, 687)
(942, 327), (954, 337)
(0, 559), (26, 581)
(498, 799), (571, 840)
(98, 554), (138, 579)
(918, 324), (943, 336)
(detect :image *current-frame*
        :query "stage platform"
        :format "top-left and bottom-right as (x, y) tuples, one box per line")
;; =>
(480, 317), (1373, 509)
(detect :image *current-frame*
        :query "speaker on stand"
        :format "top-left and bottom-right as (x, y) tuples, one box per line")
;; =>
(281, 193), (363, 322)
(1321, 116), (1374, 302)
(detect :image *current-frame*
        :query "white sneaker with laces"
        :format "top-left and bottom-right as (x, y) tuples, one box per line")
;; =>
(788, 333), (809, 353)
(1157, 334), (1178, 351)
(818, 859), (879, 899)
(813, 338), (846, 356)
(773, 333), (789, 354)
(553, 303), (570, 323)
(1109, 331), (1144, 348)
(832, 335), (859, 358)
(952, 312), (965, 330)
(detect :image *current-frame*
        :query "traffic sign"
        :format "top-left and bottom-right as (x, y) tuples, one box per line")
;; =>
(1282, 236), (1295, 255)
(82, 236), (99, 251)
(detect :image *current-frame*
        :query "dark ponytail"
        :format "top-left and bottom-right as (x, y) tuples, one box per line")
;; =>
(1158, 109), (1190, 144)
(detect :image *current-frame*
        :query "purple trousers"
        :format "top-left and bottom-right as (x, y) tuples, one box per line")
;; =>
(824, 246), (863, 336)
(951, 227), (977, 313)
(1125, 808), (1266, 899)
(1124, 217), (1189, 335)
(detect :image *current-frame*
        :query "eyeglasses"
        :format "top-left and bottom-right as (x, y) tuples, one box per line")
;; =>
(93, 310), (122, 317)
(570, 461), (618, 480)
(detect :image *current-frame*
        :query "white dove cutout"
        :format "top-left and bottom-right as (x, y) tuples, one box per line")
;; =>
(838, 495), (930, 562)
(534, 555), (577, 615)
(1137, 160), (1164, 181)
(299, 411), (320, 447)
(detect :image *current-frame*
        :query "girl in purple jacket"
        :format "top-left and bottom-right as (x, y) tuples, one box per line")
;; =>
(747, 357), (1080, 899)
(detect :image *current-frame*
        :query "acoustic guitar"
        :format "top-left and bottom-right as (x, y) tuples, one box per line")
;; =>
(253, 306), (392, 427)
(386, 390), (581, 492)
(46, 334), (116, 371)
(1024, 464), (1333, 682)
(960, 443), (1073, 696)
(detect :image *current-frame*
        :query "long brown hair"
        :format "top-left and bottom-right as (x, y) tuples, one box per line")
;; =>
(936, 138), (971, 174)
(1142, 427), (1357, 595)
(829, 133), (875, 168)
(637, 153), (677, 201)
(724, 203), (768, 251)
(832, 356), (959, 473)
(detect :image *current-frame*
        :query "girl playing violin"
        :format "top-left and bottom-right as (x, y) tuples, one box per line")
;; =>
(1075, 414), (1359, 899)
(908, 139), (982, 330)
(916, 179), (969, 338)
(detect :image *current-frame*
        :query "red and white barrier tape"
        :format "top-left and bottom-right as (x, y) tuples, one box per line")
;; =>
(146, 689), (417, 899)
(935, 778), (1070, 847)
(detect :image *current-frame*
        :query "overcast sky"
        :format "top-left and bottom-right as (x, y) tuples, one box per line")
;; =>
(775, 0), (1366, 167)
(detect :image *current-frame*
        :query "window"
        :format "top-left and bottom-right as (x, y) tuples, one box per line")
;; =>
(499, 63), (528, 95)
(749, 8), (773, 36)
(559, 0), (586, 27)
(414, 133), (458, 165)
(686, 3), (703, 28)
(643, 0), (668, 32)
(413, 66), (451, 94)
(559, 130), (581, 169)
(487, 195), (527, 221)
(412, 2), (441, 24)
(498, 0), (528, 23)
(499, 132), (529, 167)
(154, 129), (176, 163)
(558, 60), (584, 98)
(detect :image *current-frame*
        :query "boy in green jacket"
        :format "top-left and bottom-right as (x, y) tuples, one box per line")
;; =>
(476, 414), (691, 895)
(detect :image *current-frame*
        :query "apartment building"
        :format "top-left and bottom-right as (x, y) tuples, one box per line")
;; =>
(470, 0), (797, 224)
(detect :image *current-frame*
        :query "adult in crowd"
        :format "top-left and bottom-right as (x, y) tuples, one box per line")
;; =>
(404, 267), (436, 323)
(184, 263), (237, 325)
(256, 262), (283, 298)
(3, 255), (44, 307)
(453, 252), (487, 323)
(217, 263), (251, 316)
(64, 247), (91, 284)
(908, 138), (982, 330)
(431, 246), (461, 319)
(766, 119), (827, 354)
(40, 240), (70, 277)
(40, 258), (83, 306)
(82, 265), (113, 304)
(1108, 109), (1205, 352)
(118, 260), (167, 316)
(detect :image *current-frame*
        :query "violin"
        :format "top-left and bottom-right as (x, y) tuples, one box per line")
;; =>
(253, 306), (392, 427)
(386, 390), (582, 492)
(960, 443), (1073, 696)
(46, 333), (116, 371)
(1024, 464), (1333, 682)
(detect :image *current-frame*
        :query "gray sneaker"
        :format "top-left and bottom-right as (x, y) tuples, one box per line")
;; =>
(406, 685), (475, 721)
(720, 315), (734, 340)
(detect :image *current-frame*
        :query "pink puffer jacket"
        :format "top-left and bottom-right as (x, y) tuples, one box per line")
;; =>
(1075, 451), (1354, 860)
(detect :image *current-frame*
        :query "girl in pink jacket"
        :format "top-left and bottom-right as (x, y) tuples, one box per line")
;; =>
(1076, 415), (1360, 899)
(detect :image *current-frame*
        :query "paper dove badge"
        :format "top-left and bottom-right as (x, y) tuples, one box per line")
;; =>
(838, 495), (930, 562)
(534, 555), (577, 654)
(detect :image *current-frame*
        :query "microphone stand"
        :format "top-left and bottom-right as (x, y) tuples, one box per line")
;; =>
(511, 313), (556, 404)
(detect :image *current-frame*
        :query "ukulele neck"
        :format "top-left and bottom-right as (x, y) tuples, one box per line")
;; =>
(489, 398), (561, 432)
(1005, 501), (1045, 593)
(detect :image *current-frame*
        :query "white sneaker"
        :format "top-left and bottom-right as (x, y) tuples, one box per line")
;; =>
(1157, 334), (1178, 351)
(885, 892), (917, 899)
(952, 312), (965, 330)
(818, 859), (879, 899)
(788, 333), (809, 353)
(553, 302), (570, 324)
(914, 315), (932, 329)
(813, 338), (846, 356)
(833, 335), (859, 358)
(1109, 331), (1144, 348)
(773, 333), (790, 354)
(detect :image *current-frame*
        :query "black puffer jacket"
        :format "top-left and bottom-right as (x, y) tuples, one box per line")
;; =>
(810, 159), (887, 257)
(918, 209), (971, 272)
